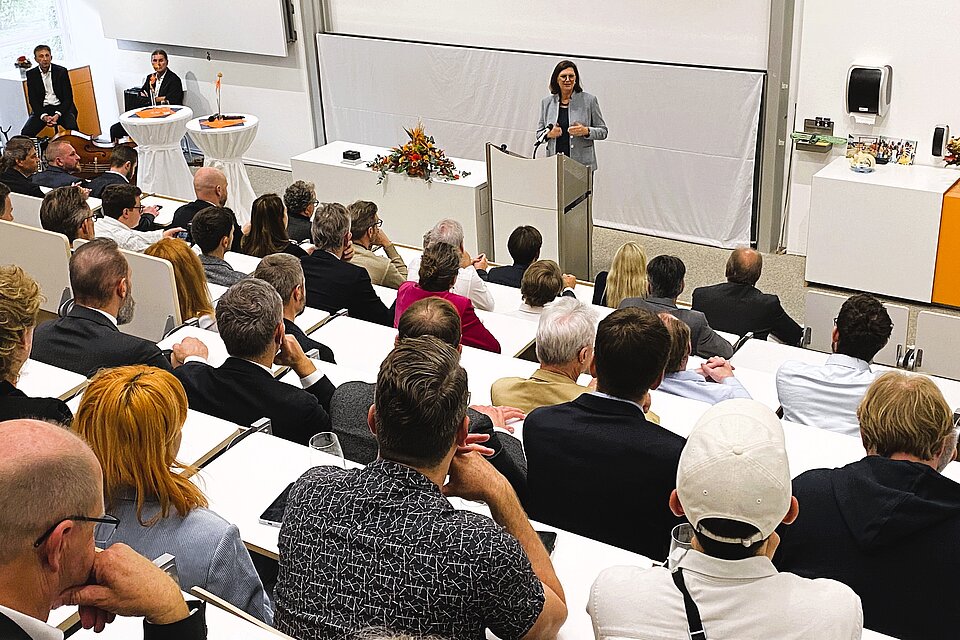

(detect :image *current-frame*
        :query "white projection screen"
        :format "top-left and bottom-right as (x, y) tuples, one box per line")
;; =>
(318, 35), (763, 248)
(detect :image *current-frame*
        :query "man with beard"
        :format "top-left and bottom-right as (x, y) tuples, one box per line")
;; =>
(30, 238), (208, 377)
(31, 140), (89, 189)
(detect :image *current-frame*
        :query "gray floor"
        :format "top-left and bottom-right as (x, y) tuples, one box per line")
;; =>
(246, 164), (959, 343)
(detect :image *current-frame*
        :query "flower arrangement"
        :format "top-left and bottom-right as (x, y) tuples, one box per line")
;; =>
(945, 137), (960, 167)
(368, 122), (470, 184)
(14, 56), (31, 70)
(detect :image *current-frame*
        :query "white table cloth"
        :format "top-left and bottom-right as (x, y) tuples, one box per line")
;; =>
(120, 106), (195, 200)
(186, 114), (259, 225)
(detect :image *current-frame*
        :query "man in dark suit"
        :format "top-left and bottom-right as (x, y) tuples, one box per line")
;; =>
(87, 145), (137, 198)
(21, 45), (78, 137)
(252, 253), (335, 363)
(0, 419), (208, 639)
(0, 137), (43, 197)
(171, 167), (242, 251)
(523, 307), (685, 560)
(31, 139), (87, 189)
(30, 238), (208, 377)
(692, 247), (803, 345)
(174, 278), (335, 445)
(619, 254), (734, 359)
(300, 202), (393, 326)
(38, 184), (96, 244)
(487, 225), (541, 289)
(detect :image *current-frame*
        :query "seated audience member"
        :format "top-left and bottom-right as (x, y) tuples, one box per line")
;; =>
(620, 255), (734, 359)
(592, 241), (647, 307)
(656, 313), (751, 404)
(692, 247), (803, 345)
(0, 182), (14, 222)
(242, 193), (307, 258)
(487, 225), (542, 288)
(588, 399), (863, 640)
(0, 419), (208, 639)
(775, 372), (960, 639)
(73, 365), (272, 622)
(0, 266), (72, 424)
(300, 202), (393, 326)
(87, 145), (139, 199)
(283, 180), (316, 243)
(409, 218), (494, 311)
(524, 307), (684, 559)
(510, 259), (576, 321)
(776, 293), (891, 435)
(174, 278), (334, 445)
(348, 200), (408, 288)
(31, 140), (87, 189)
(172, 168), (242, 251)
(95, 184), (180, 252)
(396, 243), (500, 353)
(0, 136), (43, 197)
(31, 238), (207, 376)
(191, 206), (245, 287)
(275, 336), (566, 639)
(492, 297), (595, 414)
(39, 184), (95, 243)
(145, 238), (216, 330)
(330, 297), (526, 493)
(252, 253), (335, 363)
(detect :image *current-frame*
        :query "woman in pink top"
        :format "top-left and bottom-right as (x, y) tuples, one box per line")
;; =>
(396, 242), (501, 353)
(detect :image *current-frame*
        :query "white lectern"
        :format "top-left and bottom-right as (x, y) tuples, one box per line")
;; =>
(485, 143), (593, 279)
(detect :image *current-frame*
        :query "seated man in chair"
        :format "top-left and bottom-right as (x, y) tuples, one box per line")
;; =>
(21, 44), (78, 137)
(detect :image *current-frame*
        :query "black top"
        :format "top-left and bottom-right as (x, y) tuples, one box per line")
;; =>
(275, 459), (544, 640)
(87, 171), (129, 198)
(0, 168), (44, 198)
(592, 271), (609, 306)
(555, 103), (570, 157)
(0, 603), (207, 640)
(32, 165), (88, 189)
(25, 64), (77, 117)
(286, 213), (313, 244)
(0, 379), (73, 425)
(523, 392), (685, 560)
(283, 319), (335, 364)
(171, 200), (243, 252)
(141, 69), (184, 106)
(300, 250), (393, 326)
(691, 281), (803, 346)
(486, 263), (530, 289)
(282, 241), (308, 258)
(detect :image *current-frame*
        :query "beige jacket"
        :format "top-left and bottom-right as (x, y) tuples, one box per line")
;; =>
(351, 243), (408, 289)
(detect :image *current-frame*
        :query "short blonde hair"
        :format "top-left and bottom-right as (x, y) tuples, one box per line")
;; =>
(605, 241), (648, 308)
(72, 365), (208, 525)
(145, 238), (214, 321)
(857, 371), (954, 460)
(0, 266), (43, 380)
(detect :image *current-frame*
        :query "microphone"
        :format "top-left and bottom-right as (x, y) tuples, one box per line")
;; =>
(535, 124), (554, 147)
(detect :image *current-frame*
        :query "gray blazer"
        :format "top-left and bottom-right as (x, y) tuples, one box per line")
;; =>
(618, 296), (734, 360)
(538, 91), (608, 170)
(105, 494), (273, 623)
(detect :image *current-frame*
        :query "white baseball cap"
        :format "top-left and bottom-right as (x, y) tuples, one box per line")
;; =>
(677, 399), (792, 545)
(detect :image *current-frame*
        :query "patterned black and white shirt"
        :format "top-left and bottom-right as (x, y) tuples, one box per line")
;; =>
(274, 459), (545, 640)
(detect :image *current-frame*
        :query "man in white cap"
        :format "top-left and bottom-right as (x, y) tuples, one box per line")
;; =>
(587, 399), (863, 640)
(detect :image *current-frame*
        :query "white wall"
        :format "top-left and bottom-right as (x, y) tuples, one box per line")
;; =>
(326, 0), (771, 71)
(785, 0), (960, 254)
(65, 0), (316, 169)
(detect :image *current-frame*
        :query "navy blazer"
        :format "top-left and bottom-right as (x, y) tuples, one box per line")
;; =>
(692, 281), (803, 346)
(25, 63), (77, 117)
(0, 168), (43, 198)
(486, 263), (530, 289)
(31, 305), (173, 377)
(523, 392), (685, 560)
(32, 165), (87, 189)
(283, 319), (335, 364)
(88, 171), (129, 198)
(174, 357), (334, 446)
(300, 250), (393, 326)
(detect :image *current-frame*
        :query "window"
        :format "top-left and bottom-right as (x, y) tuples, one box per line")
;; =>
(0, 0), (71, 71)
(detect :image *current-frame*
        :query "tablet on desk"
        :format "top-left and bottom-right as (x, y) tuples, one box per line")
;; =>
(259, 482), (294, 527)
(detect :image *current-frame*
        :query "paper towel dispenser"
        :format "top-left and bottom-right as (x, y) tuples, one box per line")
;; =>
(846, 65), (892, 118)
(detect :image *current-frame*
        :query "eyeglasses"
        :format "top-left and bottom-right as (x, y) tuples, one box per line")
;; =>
(310, 199), (319, 207)
(558, 74), (576, 81)
(86, 210), (104, 222)
(373, 219), (384, 228)
(33, 514), (120, 548)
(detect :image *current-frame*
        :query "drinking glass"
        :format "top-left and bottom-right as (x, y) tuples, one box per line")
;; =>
(308, 432), (346, 469)
(667, 522), (694, 570)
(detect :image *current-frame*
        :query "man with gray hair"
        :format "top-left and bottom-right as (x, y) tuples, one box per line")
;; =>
(253, 253), (335, 363)
(39, 184), (96, 244)
(491, 297), (596, 414)
(174, 277), (335, 445)
(0, 419), (209, 638)
(408, 218), (495, 311)
(300, 202), (393, 326)
(283, 180), (316, 243)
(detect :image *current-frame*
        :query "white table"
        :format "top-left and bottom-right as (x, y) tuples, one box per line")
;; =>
(120, 106), (195, 200)
(141, 194), (189, 227)
(806, 157), (960, 302)
(17, 359), (87, 400)
(291, 141), (489, 255)
(223, 250), (260, 274)
(476, 309), (536, 358)
(186, 114), (260, 225)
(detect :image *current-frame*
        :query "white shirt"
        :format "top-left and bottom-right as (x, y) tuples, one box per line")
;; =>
(94, 215), (164, 253)
(244, 358), (326, 389)
(407, 254), (495, 311)
(0, 604), (63, 640)
(588, 550), (862, 640)
(776, 353), (876, 436)
(40, 68), (61, 108)
(504, 303), (542, 323)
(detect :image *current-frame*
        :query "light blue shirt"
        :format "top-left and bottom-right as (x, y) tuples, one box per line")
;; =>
(775, 353), (875, 436)
(658, 370), (752, 405)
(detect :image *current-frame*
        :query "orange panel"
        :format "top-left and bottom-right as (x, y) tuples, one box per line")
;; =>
(932, 181), (960, 306)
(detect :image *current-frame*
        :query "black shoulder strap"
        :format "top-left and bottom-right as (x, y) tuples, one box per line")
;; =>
(671, 569), (707, 640)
